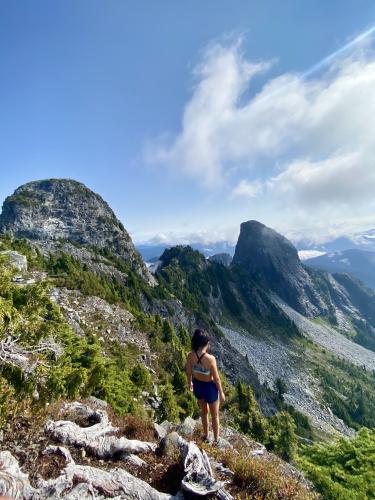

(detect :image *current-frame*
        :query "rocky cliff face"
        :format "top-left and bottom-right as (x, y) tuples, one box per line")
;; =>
(232, 221), (328, 317)
(0, 179), (155, 284)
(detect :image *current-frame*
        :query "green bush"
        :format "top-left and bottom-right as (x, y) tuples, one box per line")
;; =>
(157, 381), (181, 423)
(298, 428), (375, 499)
(267, 411), (298, 461)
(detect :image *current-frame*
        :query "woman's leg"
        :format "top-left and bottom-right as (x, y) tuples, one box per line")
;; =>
(198, 399), (209, 437)
(209, 399), (220, 441)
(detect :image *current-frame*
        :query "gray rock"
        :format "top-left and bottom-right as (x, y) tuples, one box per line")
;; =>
(210, 460), (234, 478)
(158, 431), (181, 458)
(208, 253), (232, 267)
(154, 421), (174, 440)
(123, 454), (147, 467)
(232, 220), (327, 317)
(1, 250), (27, 271)
(177, 417), (197, 438)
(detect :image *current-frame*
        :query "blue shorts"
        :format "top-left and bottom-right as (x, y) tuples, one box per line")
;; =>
(192, 378), (219, 404)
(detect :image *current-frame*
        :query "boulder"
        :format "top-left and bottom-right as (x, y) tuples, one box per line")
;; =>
(177, 417), (197, 438)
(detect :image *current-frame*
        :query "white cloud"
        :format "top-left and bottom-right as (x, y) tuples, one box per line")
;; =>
(231, 179), (263, 198)
(269, 150), (375, 205)
(134, 226), (239, 246)
(147, 37), (375, 209)
(146, 40), (273, 187)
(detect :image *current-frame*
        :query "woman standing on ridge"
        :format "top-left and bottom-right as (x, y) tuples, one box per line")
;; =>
(185, 329), (225, 444)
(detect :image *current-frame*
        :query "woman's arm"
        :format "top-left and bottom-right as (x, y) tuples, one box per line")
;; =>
(211, 357), (225, 401)
(185, 354), (193, 391)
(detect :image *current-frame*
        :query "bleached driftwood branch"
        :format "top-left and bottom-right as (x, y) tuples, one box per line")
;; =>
(45, 402), (156, 458)
(0, 335), (63, 373)
(47, 403), (232, 498)
(177, 437), (232, 499)
(0, 450), (35, 499)
(38, 445), (177, 499)
(0, 446), (176, 499)
(0, 402), (231, 499)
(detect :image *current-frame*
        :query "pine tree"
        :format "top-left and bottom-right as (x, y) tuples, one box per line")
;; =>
(162, 320), (175, 343)
(267, 411), (298, 461)
(157, 382), (180, 423)
(275, 378), (288, 401)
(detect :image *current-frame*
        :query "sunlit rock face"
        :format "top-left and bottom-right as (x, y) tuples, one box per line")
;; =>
(0, 178), (155, 285)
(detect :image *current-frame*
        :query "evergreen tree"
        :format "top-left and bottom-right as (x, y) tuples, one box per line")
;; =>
(162, 320), (175, 343)
(157, 382), (180, 423)
(130, 364), (152, 391)
(298, 428), (375, 499)
(275, 378), (288, 401)
(171, 363), (186, 394)
(177, 325), (191, 350)
(267, 411), (298, 461)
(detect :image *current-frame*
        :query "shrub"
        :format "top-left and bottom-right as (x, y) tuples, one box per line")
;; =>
(157, 382), (180, 423)
(207, 447), (317, 499)
(298, 427), (375, 499)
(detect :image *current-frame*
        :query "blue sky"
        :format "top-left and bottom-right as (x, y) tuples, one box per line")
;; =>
(1, 1), (375, 245)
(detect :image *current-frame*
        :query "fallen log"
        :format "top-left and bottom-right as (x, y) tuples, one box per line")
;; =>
(45, 403), (156, 458)
(37, 445), (177, 499)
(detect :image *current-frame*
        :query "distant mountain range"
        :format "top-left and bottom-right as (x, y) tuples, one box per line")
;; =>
(305, 249), (375, 291)
(138, 230), (375, 291)
(136, 241), (236, 261)
(295, 230), (375, 253)
(137, 229), (375, 262)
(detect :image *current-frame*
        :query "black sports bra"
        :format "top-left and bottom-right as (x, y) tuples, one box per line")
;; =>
(192, 351), (210, 376)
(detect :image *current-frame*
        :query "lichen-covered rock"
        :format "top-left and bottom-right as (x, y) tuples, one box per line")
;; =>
(154, 421), (173, 440)
(158, 432), (181, 459)
(176, 417), (197, 438)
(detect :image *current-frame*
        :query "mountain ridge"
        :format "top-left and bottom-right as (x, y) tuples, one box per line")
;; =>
(2, 179), (375, 437)
(305, 248), (375, 291)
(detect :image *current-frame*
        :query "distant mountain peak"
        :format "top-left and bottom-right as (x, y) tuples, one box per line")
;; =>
(232, 220), (327, 316)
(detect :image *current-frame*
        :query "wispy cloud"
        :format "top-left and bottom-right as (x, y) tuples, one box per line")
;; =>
(147, 30), (375, 211)
(133, 227), (239, 246)
(230, 178), (263, 198)
(145, 39), (274, 187)
(144, 28), (375, 247)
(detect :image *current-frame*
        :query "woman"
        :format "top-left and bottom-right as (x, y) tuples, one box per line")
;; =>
(185, 328), (225, 443)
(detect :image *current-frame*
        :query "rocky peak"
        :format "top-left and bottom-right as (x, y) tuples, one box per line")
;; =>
(0, 179), (154, 284)
(208, 253), (232, 267)
(232, 220), (327, 316)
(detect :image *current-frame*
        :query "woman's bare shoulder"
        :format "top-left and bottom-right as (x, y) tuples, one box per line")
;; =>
(186, 351), (195, 362)
(206, 353), (216, 363)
